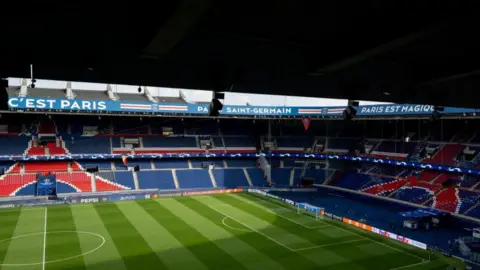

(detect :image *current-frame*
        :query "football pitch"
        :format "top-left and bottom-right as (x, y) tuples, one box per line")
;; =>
(0, 193), (466, 270)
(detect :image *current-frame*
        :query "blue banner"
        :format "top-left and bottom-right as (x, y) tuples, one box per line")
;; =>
(7, 97), (477, 117)
(1, 152), (479, 176)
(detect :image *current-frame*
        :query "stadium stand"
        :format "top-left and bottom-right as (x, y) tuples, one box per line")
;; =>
(176, 170), (213, 189)
(213, 169), (249, 188)
(137, 170), (176, 190)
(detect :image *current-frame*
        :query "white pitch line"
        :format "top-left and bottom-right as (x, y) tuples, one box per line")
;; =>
(389, 260), (431, 270)
(206, 204), (295, 252)
(292, 238), (367, 252)
(248, 195), (427, 262)
(222, 217), (253, 233)
(42, 208), (47, 270)
(234, 196), (330, 229)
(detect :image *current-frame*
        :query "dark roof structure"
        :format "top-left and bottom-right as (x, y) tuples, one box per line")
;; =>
(0, 1), (479, 107)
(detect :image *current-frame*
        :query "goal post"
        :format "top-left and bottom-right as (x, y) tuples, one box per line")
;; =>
(297, 202), (324, 220)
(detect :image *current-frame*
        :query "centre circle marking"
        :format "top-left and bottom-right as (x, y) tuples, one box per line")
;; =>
(0, 230), (106, 266)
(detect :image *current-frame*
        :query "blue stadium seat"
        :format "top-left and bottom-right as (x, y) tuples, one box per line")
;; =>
(78, 160), (112, 170)
(176, 170), (213, 189)
(246, 168), (267, 186)
(223, 136), (252, 147)
(128, 161), (152, 170)
(111, 137), (122, 148)
(276, 137), (313, 148)
(15, 183), (36, 196)
(114, 160), (128, 170)
(191, 160), (224, 168)
(0, 136), (29, 155)
(112, 171), (135, 189)
(143, 137), (197, 147)
(212, 137), (224, 148)
(137, 170), (176, 190)
(226, 159), (257, 168)
(271, 168), (291, 187)
(153, 160), (189, 169)
(64, 136), (111, 154)
(213, 169), (249, 188)
(56, 182), (78, 193)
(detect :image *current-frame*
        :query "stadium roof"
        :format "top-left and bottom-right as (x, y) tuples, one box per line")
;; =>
(0, 1), (479, 108)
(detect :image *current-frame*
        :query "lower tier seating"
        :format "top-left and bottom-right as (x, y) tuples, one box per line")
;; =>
(176, 170), (213, 189)
(1, 174), (38, 196)
(137, 171), (176, 190)
(213, 169), (249, 188)
(246, 168), (267, 186)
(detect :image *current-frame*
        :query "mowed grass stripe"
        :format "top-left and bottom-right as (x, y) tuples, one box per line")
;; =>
(245, 193), (431, 261)
(0, 209), (21, 266)
(202, 195), (372, 268)
(228, 194), (424, 269)
(171, 196), (285, 270)
(45, 207), (86, 270)
(137, 199), (246, 270)
(2, 208), (45, 270)
(220, 194), (360, 246)
(118, 201), (208, 270)
(197, 196), (314, 250)
(93, 203), (167, 270)
(71, 204), (127, 270)
(185, 196), (320, 270)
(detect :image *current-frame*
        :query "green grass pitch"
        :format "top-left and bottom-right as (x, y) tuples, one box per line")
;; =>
(0, 193), (466, 270)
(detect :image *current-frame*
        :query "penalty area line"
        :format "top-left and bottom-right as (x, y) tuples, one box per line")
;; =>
(206, 204), (296, 252)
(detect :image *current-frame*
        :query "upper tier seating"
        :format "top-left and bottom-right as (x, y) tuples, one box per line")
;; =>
(47, 142), (66, 155)
(153, 160), (188, 169)
(0, 136), (30, 155)
(23, 161), (69, 173)
(142, 137), (197, 147)
(376, 141), (416, 154)
(126, 160), (152, 170)
(26, 146), (45, 156)
(78, 160), (112, 170)
(212, 137), (224, 148)
(276, 137), (313, 148)
(176, 170), (213, 189)
(191, 160), (224, 168)
(213, 169), (249, 188)
(38, 122), (56, 134)
(423, 144), (463, 166)
(226, 159), (257, 168)
(137, 170), (176, 190)
(64, 136), (111, 154)
(246, 168), (267, 186)
(222, 136), (253, 147)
